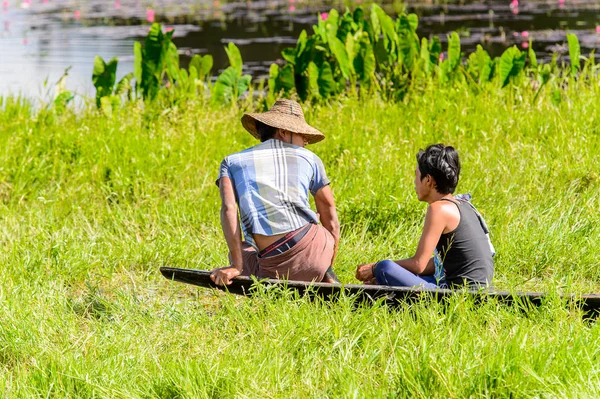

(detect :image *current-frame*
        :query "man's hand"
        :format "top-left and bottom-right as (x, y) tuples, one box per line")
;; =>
(355, 263), (376, 282)
(210, 266), (241, 286)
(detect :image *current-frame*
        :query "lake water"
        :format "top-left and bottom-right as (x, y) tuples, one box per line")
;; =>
(1, 0), (600, 98)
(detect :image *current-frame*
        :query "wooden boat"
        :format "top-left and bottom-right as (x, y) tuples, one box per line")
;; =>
(159, 267), (600, 315)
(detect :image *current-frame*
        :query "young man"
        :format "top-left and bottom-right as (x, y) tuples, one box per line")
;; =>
(355, 144), (494, 288)
(211, 99), (340, 286)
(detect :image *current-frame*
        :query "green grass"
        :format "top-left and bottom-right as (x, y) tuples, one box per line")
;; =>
(0, 82), (599, 397)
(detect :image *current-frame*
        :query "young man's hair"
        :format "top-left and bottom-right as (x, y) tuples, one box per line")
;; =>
(416, 144), (461, 194)
(256, 121), (278, 142)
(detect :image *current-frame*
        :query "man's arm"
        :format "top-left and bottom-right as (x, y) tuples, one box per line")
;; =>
(211, 177), (243, 286)
(394, 204), (446, 275)
(314, 185), (340, 266)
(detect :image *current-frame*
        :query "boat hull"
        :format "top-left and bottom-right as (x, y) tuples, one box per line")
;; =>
(159, 267), (600, 315)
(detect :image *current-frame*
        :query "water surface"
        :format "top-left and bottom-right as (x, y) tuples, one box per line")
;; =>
(1, 0), (599, 98)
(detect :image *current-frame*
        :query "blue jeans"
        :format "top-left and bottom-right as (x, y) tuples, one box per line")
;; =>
(374, 260), (439, 288)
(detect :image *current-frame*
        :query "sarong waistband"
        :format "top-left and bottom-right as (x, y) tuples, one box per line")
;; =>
(259, 223), (313, 258)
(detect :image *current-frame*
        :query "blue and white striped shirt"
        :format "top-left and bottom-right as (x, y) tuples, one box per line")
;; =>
(217, 139), (330, 248)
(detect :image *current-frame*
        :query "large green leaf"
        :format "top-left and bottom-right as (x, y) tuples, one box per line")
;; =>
(213, 66), (237, 104)
(374, 39), (390, 65)
(237, 74), (252, 96)
(282, 48), (297, 65)
(190, 55), (213, 79)
(307, 61), (320, 98)
(420, 37), (431, 74)
(200, 55), (213, 77)
(268, 63), (279, 97)
(325, 9), (339, 40)
(99, 95), (121, 117)
(528, 40), (538, 69)
(499, 49), (514, 87)
(353, 7), (364, 24)
(53, 91), (74, 115)
(448, 32), (461, 70)
(337, 12), (355, 42)
(396, 15), (420, 71)
(178, 68), (190, 91)
(144, 23), (164, 73)
(467, 45), (492, 83)
(225, 42), (243, 74)
(372, 4), (396, 50)
(133, 42), (143, 86)
(499, 46), (526, 88)
(567, 33), (580, 75)
(167, 42), (180, 80)
(317, 62), (336, 97)
(141, 23), (165, 100)
(328, 33), (353, 79)
(429, 36), (442, 65)
(345, 32), (356, 63)
(115, 72), (134, 96)
(369, 5), (381, 41)
(295, 36), (316, 74)
(354, 36), (375, 84)
(296, 30), (308, 56)
(276, 64), (296, 92)
(92, 56), (118, 107)
(407, 14), (419, 31)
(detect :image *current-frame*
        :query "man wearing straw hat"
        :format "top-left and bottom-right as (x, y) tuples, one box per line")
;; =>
(211, 99), (340, 286)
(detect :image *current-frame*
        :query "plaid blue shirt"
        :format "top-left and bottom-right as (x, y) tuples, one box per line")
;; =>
(217, 139), (330, 248)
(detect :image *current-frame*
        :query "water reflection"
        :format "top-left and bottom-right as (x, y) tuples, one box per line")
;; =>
(1, 0), (600, 97)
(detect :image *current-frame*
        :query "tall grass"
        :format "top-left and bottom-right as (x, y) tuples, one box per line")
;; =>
(0, 81), (599, 396)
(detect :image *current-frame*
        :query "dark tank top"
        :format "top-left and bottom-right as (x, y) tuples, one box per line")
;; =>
(436, 199), (494, 287)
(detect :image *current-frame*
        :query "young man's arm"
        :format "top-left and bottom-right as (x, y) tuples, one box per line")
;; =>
(356, 204), (446, 281)
(314, 185), (340, 267)
(211, 177), (243, 286)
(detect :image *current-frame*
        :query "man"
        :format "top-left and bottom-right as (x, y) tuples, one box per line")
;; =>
(211, 99), (340, 286)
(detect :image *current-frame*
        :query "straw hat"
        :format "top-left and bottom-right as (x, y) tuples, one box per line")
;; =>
(241, 99), (325, 144)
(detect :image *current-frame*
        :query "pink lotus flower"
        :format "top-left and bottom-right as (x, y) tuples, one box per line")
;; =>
(439, 53), (445, 62)
(114, 0), (121, 9)
(320, 12), (329, 21)
(74, 10), (81, 20)
(289, 5), (295, 11)
(596, 26), (600, 34)
(166, 26), (174, 32)
(522, 41), (529, 49)
(510, 0), (518, 8)
(42, 0), (48, 3)
(2, 0), (8, 10)
(521, 30), (529, 38)
(146, 9), (155, 23)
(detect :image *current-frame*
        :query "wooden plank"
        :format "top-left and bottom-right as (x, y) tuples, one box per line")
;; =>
(159, 267), (600, 315)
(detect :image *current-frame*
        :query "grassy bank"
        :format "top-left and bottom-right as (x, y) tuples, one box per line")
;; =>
(0, 82), (599, 396)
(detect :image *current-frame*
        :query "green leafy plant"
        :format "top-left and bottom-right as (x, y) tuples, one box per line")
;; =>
(134, 23), (180, 100)
(212, 43), (252, 105)
(92, 56), (134, 112)
(499, 46), (527, 88)
(567, 33), (581, 76)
